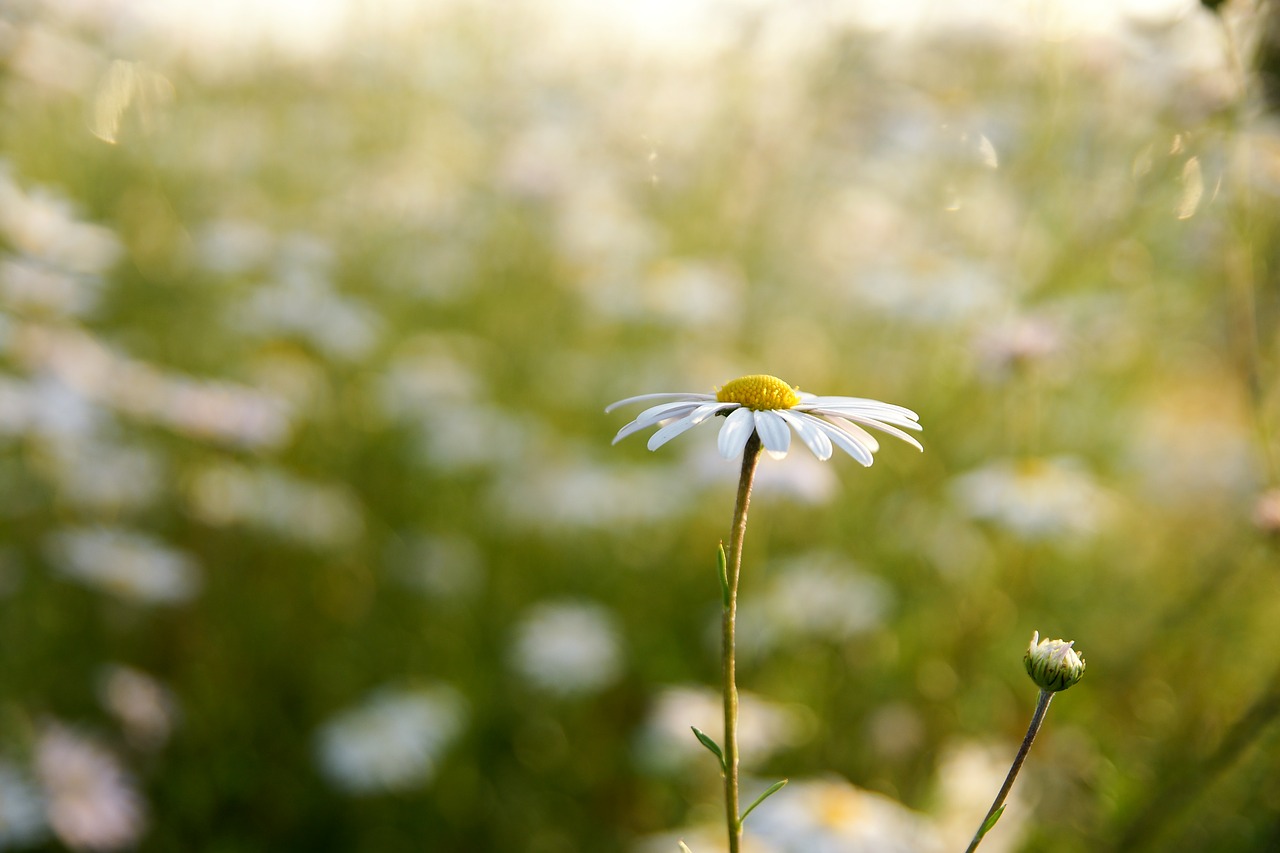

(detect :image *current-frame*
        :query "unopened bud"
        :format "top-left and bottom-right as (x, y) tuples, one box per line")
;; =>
(1024, 631), (1086, 692)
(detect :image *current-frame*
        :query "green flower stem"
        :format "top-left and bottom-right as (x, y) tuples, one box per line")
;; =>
(966, 689), (1054, 853)
(722, 431), (762, 853)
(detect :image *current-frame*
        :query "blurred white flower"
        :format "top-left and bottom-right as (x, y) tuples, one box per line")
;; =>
(0, 375), (103, 440)
(0, 171), (121, 274)
(184, 462), (364, 548)
(385, 533), (486, 601)
(0, 761), (47, 848)
(195, 219), (275, 275)
(238, 270), (382, 362)
(932, 741), (1029, 853)
(608, 374), (921, 465)
(746, 777), (943, 853)
(845, 257), (1007, 327)
(950, 457), (1113, 541)
(0, 257), (101, 318)
(640, 778), (942, 853)
(9, 324), (292, 449)
(41, 438), (164, 512)
(315, 685), (467, 795)
(690, 446), (840, 505)
(973, 315), (1063, 379)
(97, 666), (180, 751)
(494, 456), (691, 529)
(634, 685), (810, 774)
(1127, 383), (1257, 506)
(736, 552), (894, 660)
(509, 600), (623, 696)
(44, 527), (201, 605)
(35, 725), (146, 852)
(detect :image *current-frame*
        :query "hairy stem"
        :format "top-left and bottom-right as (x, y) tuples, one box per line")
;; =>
(722, 432), (762, 853)
(966, 690), (1054, 853)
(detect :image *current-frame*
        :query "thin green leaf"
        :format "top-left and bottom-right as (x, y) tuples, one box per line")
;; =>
(740, 778), (788, 823)
(690, 726), (725, 770)
(977, 804), (1006, 840)
(717, 542), (729, 608)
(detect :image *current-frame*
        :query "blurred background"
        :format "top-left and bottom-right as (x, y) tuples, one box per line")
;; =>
(2, 0), (1280, 850)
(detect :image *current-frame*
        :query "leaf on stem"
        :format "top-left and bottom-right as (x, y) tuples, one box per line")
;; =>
(690, 726), (725, 771)
(977, 804), (1006, 841)
(740, 778), (788, 823)
(717, 542), (729, 608)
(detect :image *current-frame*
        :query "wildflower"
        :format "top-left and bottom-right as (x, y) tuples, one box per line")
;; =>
(314, 685), (467, 795)
(1024, 632), (1086, 693)
(509, 600), (623, 696)
(35, 725), (146, 852)
(607, 374), (922, 465)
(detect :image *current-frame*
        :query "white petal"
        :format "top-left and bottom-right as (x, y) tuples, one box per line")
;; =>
(605, 392), (714, 413)
(798, 396), (919, 420)
(778, 411), (833, 460)
(718, 407), (756, 459)
(833, 414), (924, 451)
(833, 418), (879, 452)
(803, 406), (923, 431)
(647, 412), (703, 451)
(754, 409), (791, 459)
(611, 402), (703, 445)
(811, 418), (876, 466)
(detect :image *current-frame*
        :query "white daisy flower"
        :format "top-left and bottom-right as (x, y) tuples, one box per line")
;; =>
(607, 373), (922, 465)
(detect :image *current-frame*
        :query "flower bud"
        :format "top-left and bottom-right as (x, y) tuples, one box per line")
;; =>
(1024, 631), (1086, 692)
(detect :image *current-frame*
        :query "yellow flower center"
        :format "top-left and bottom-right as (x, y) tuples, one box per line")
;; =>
(715, 374), (801, 410)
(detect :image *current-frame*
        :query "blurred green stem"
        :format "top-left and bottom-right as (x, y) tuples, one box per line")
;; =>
(965, 689), (1054, 853)
(722, 432), (762, 853)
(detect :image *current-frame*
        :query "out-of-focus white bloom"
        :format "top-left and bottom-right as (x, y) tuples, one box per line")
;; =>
(736, 552), (893, 660)
(640, 778), (942, 853)
(746, 777), (943, 853)
(0, 171), (121, 275)
(1252, 488), (1280, 534)
(1127, 383), (1257, 506)
(0, 760), (47, 848)
(0, 258), (101, 318)
(315, 685), (467, 795)
(195, 219), (275, 275)
(0, 375), (103, 440)
(42, 439), (163, 512)
(385, 533), (486, 601)
(238, 271), (382, 362)
(933, 741), (1029, 853)
(609, 374), (921, 465)
(44, 527), (201, 605)
(950, 457), (1113, 540)
(9, 324), (292, 449)
(494, 456), (691, 529)
(844, 257), (1006, 327)
(509, 600), (623, 696)
(97, 666), (179, 751)
(35, 725), (146, 852)
(184, 462), (364, 548)
(634, 685), (810, 774)
(689, 438), (840, 505)
(973, 315), (1063, 379)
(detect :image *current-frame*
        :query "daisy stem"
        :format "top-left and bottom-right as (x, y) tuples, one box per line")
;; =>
(722, 432), (762, 853)
(965, 689), (1054, 853)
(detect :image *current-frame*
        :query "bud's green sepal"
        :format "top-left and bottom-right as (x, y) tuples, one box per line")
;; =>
(1024, 631), (1086, 692)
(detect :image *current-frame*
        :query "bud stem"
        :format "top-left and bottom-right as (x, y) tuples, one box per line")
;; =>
(965, 689), (1055, 853)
